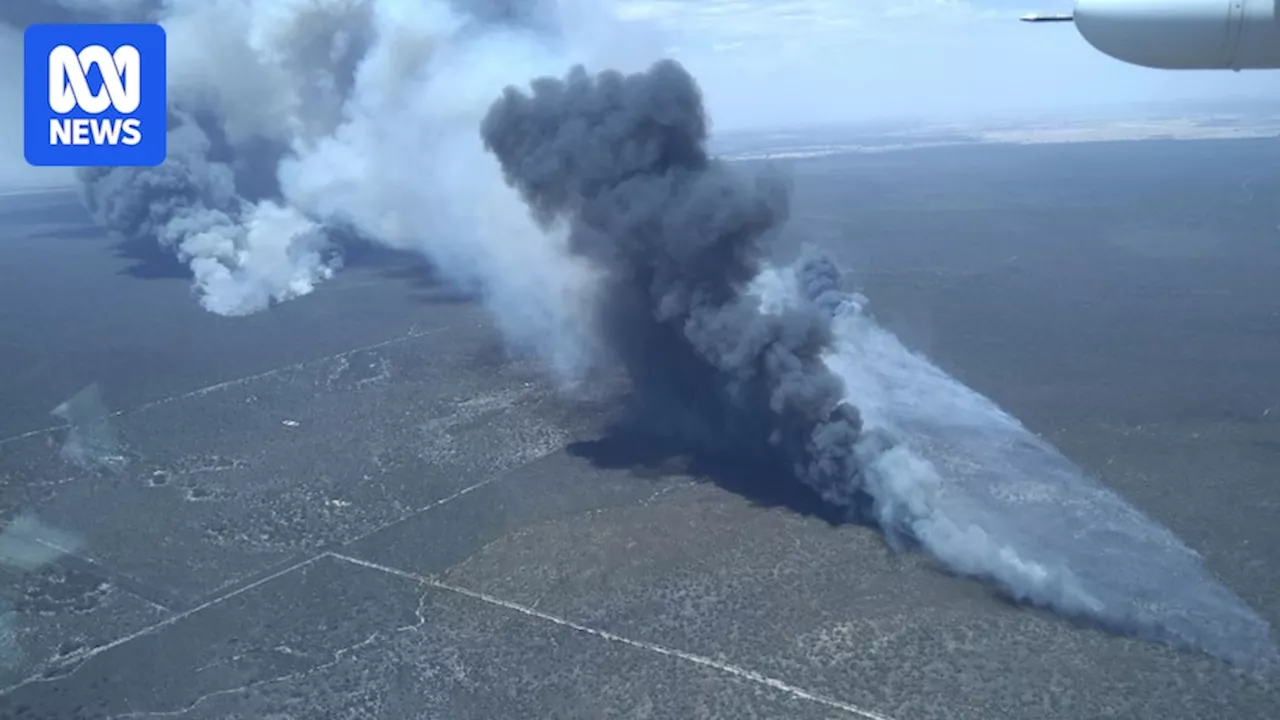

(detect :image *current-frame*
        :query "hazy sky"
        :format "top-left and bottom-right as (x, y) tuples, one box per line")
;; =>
(644, 0), (1280, 129)
(2, 0), (1278, 190)
(0, 24), (73, 190)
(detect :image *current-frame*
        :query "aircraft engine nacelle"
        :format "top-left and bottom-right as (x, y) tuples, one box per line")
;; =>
(1073, 0), (1280, 70)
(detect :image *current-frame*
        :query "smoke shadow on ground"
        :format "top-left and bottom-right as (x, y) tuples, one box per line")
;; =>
(112, 234), (190, 280)
(2, 216), (186, 281)
(0, 195), (89, 227)
(337, 237), (479, 305)
(376, 264), (478, 304)
(102, 225), (478, 302)
(567, 412), (877, 529)
(11, 223), (102, 244)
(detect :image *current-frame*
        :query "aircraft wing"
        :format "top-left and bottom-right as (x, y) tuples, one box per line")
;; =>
(1023, 0), (1280, 70)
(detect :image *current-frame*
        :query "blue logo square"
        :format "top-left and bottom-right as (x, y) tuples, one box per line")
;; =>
(24, 23), (167, 167)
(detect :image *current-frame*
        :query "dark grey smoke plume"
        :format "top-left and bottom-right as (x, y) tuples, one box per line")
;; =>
(481, 60), (873, 510)
(77, 115), (335, 316)
(457, 0), (555, 28)
(2, 0), (369, 314)
(483, 59), (1277, 666)
(3, 0), (652, 327)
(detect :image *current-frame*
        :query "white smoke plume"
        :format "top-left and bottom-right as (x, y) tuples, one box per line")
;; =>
(6, 0), (1273, 666)
(6, 0), (657, 358)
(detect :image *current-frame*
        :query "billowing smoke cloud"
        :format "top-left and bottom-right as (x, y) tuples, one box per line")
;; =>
(5, 0), (654, 341)
(481, 59), (871, 512)
(78, 118), (335, 315)
(7, 0), (1271, 666)
(63, 0), (375, 315)
(481, 59), (1276, 666)
(477, 54), (1031, 585)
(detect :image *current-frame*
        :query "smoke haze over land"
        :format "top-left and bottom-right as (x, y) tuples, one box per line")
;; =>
(479, 58), (1276, 665)
(0, 0), (657, 339)
(0, 0), (1273, 666)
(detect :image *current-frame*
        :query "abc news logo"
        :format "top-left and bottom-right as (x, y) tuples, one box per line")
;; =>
(48, 44), (143, 147)
(24, 23), (167, 167)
